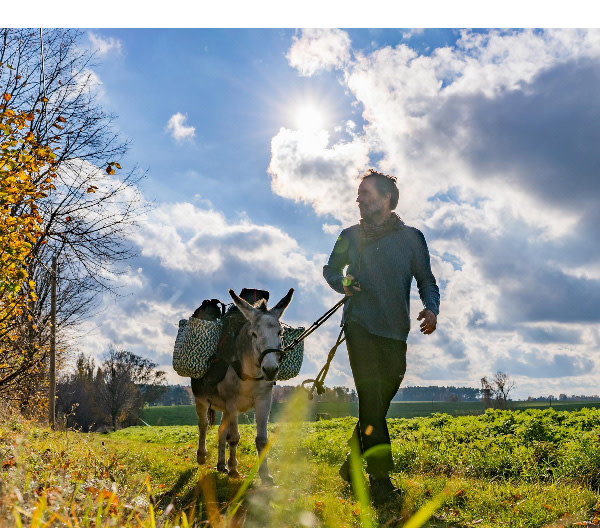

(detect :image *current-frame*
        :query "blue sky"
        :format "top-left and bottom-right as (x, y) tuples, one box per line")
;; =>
(71, 28), (600, 399)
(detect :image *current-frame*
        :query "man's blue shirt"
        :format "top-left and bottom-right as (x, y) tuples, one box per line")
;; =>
(323, 223), (440, 341)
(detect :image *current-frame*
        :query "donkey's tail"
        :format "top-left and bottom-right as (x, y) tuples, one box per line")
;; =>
(207, 407), (217, 426)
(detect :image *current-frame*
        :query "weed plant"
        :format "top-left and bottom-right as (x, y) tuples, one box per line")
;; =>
(1, 403), (600, 527)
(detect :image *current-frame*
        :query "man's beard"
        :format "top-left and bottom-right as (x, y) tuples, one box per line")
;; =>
(359, 204), (384, 222)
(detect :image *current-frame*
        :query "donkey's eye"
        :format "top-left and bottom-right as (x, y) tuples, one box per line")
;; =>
(251, 332), (257, 339)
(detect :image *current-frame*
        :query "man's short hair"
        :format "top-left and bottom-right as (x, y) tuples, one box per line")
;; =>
(361, 169), (399, 210)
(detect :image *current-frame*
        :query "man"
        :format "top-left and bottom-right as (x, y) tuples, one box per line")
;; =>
(323, 169), (440, 504)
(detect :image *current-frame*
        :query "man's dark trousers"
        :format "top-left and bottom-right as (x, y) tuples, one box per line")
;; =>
(345, 321), (406, 478)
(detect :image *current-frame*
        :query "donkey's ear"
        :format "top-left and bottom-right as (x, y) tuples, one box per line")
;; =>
(270, 288), (294, 319)
(229, 289), (257, 321)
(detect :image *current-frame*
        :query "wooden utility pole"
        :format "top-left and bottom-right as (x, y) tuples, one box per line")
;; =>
(48, 256), (56, 429)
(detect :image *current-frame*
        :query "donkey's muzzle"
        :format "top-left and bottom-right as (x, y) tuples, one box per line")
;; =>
(262, 365), (279, 381)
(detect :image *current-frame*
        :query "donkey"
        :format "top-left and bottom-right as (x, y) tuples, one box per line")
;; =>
(191, 287), (294, 485)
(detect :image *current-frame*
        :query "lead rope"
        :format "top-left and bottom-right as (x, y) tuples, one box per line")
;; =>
(278, 295), (349, 400)
(281, 296), (348, 353)
(301, 326), (346, 400)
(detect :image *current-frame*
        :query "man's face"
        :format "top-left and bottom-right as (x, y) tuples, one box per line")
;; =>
(356, 177), (390, 221)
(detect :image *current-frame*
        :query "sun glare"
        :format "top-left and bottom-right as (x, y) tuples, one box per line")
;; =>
(293, 103), (326, 132)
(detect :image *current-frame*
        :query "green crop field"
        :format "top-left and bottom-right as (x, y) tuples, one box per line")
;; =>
(4, 397), (600, 527)
(141, 400), (600, 426)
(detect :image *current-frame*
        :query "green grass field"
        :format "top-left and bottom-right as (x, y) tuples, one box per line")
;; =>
(3, 401), (600, 527)
(141, 400), (600, 426)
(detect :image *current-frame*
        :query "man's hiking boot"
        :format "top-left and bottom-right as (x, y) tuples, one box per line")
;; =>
(369, 476), (402, 506)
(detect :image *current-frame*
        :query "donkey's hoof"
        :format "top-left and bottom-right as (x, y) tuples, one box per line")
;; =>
(228, 469), (241, 479)
(197, 452), (207, 464)
(217, 463), (228, 473)
(260, 474), (275, 486)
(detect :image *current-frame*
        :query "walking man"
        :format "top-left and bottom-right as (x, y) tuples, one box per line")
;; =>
(323, 169), (440, 504)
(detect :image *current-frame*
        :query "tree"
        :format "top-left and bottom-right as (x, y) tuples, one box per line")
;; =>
(480, 377), (494, 409)
(0, 98), (58, 410)
(493, 371), (514, 409)
(481, 371), (515, 410)
(56, 353), (99, 430)
(152, 384), (192, 406)
(0, 29), (144, 408)
(96, 348), (166, 429)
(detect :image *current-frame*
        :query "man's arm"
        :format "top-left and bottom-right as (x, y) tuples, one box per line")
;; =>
(411, 230), (440, 333)
(323, 232), (350, 295)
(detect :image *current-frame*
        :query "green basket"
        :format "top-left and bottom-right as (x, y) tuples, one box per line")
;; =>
(279, 327), (305, 380)
(173, 318), (223, 378)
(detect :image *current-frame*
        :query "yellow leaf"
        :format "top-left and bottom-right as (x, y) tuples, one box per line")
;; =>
(2, 93), (11, 102)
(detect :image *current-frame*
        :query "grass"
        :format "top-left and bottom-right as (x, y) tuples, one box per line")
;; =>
(2, 401), (600, 527)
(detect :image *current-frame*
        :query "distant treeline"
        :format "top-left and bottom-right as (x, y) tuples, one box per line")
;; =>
(148, 385), (194, 406)
(152, 385), (600, 407)
(393, 386), (482, 402)
(155, 385), (481, 404)
(527, 394), (600, 402)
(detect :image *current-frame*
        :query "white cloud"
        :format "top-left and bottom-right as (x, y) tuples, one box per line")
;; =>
(128, 201), (325, 290)
(71, 68), (104, 99)
(88, 33), (122, 56)
(268, 128), (370, 225)
(272, 28), (600, 397)
(286, 28), (351, 77)
(166, 112), (196, 141)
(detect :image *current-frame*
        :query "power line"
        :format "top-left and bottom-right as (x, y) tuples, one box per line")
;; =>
(39, 28), (49, 140)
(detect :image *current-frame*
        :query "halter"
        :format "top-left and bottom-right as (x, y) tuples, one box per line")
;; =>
(258, 347), (285, 365)
(232, 347), (285, 382)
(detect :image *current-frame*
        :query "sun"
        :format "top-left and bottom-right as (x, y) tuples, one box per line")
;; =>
(293, 102), (327, 132)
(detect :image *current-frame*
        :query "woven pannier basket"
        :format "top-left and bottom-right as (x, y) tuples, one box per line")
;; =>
(279, 327), (305, 381)
(173, 318), (223, 378)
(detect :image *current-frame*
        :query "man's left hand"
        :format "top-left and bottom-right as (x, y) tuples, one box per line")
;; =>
(417, 309), (437, 335)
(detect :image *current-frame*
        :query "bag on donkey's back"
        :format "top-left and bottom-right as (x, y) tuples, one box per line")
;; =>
(173, 298), (224, 378)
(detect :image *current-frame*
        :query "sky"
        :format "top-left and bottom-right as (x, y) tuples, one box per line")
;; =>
(58, 27), (600, 400)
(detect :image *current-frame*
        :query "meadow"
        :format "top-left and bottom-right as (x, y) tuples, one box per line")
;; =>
(2, 395), (600, 527)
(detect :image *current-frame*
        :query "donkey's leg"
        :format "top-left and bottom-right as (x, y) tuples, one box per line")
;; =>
(226, 413), (241, 478)
(194, 398), (209, 464)
(217, 412), (230, 473)
(254, 392), (274, 485)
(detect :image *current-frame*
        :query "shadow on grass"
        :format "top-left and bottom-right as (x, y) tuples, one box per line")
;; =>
(155, 466), (257, 525)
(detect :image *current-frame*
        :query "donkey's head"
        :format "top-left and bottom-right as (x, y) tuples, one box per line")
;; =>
(229, 288), (294, 381)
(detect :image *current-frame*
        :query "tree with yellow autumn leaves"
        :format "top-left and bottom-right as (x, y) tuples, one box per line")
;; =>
(0, 29), (143, 411)
(0, 94), (59, 400)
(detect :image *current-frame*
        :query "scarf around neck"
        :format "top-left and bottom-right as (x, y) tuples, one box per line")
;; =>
(359, 212), (404, 245)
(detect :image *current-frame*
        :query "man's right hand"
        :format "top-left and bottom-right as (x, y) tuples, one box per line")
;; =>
(342, 274), (361, 296)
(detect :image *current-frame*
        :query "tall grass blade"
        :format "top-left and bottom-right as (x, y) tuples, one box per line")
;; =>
(13, 508), (23, 528)
(349, 436), (376, 528)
